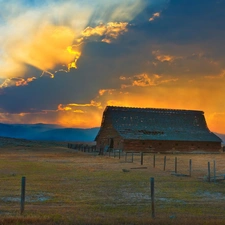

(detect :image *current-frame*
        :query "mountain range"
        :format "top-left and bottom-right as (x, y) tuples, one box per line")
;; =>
(0, 123), (99, 142)
(0, 123), (224, 144)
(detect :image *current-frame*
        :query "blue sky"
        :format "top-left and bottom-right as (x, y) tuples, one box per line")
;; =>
(0, 0), (225, 133)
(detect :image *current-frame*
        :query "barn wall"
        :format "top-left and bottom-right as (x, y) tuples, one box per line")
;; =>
(96, 127), (123, 150)
(123, 140), (221, 152)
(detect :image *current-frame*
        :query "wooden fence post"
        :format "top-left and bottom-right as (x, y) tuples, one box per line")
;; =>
(141, 152), (143, 165)
(213, 160), (216, 183)
(20, 176), (26, 215)
(131, 152), (134, 163)
(119, 150), (121, 159)
(175, 157), (177, 174)
(189, 159), (192, 177)
(153, 154), (156, 168)
(208, 162), (211, 182)
(113, 149), (116, 158)
(150, 177), (155, 218)
(163, 156), (166, 171)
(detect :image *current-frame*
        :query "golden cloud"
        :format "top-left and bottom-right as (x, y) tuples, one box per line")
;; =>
(1, 23), (82, 78)
(0, 1), (93, 80)
(41, 71), (55, 78)
(23, 25), (81, 71)
(67, 45), (82, 70)
(152, 50), (176, 62)
(0, 0), (146, 83)
(58, 104), (72, 111)
(119, 73), (177, 88)
(99, 89), (115, 96)
(82, 22), (128, 43)
(0, 0), (148, 84)
(149, 12), (160, 21)
(132, 74), (159, 87)
(67, 101), (102, 108)
(0, 77), (36, 88)
(57, 101), (102, 112)
(15, 77), (37, 87)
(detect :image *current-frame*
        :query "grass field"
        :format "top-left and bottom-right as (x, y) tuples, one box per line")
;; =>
(1, 141), (225, 224)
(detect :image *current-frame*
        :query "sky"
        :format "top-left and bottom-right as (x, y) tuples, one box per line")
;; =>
(0, 0), (225, 133)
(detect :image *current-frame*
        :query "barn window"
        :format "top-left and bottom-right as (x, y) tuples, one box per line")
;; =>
(142, 142), (145, 145)
(159, 143), (162, 145)
(176, 143), (178, 146)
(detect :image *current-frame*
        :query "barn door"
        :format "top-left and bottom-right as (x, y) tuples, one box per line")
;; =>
(109, 138), (114, 149)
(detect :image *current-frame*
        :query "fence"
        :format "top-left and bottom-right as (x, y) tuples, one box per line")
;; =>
(1, 146), (225, 222)
(109, 151), (225, 181)
(68, 144), (225, 182)
(68, 143), (97, 152)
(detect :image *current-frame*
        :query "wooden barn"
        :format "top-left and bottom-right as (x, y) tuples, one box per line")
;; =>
(95, 106), (222, 153)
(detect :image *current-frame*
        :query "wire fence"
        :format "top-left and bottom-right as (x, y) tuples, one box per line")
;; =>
(105, 150), (225, 180)
(1, 147), (225, 221)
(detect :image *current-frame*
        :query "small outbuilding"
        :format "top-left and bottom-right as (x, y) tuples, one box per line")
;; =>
(95, 106), (222, 153)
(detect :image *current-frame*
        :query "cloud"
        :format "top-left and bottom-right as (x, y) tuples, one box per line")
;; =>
(1, 0), (225, 134)
(99, 89), (115, 96)
(58, 101), (102, 111)
(149, 12), (160, 21)
(120, 73), (160, 87)
(0, 3), (86, 79)
(82, 22), (128, 43)
(119, 73), (178, 88)
(152, 50), (177, 63)
(0, 77), (36, 88)
(0, 0), (147, 80)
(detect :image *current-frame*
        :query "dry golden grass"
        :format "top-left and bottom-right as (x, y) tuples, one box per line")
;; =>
(0, 141), (225, 224)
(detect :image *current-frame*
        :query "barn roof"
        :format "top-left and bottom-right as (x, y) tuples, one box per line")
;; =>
(98, 106), (221, 142)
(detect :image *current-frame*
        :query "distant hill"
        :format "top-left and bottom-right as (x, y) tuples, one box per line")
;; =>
(33, 128), (100, 141)
(0, 123), (99, 141)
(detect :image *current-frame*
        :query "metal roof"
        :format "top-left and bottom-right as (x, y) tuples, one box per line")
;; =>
(102, 106), (221, 142)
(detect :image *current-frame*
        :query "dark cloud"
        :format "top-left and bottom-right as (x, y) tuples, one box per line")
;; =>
(0, 70), (100, 113)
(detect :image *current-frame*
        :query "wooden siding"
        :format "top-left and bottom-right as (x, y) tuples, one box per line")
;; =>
(95, 126), (122, 150)
(123, 140), (221, 152)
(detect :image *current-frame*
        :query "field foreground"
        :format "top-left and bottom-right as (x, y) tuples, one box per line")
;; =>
(1, 141), (225, 224)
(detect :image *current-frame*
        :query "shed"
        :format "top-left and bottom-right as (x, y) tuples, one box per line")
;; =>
(95, 106), (222, 152)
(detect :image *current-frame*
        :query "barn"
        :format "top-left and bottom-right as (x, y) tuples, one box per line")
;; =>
(95, 106), (222, 153)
